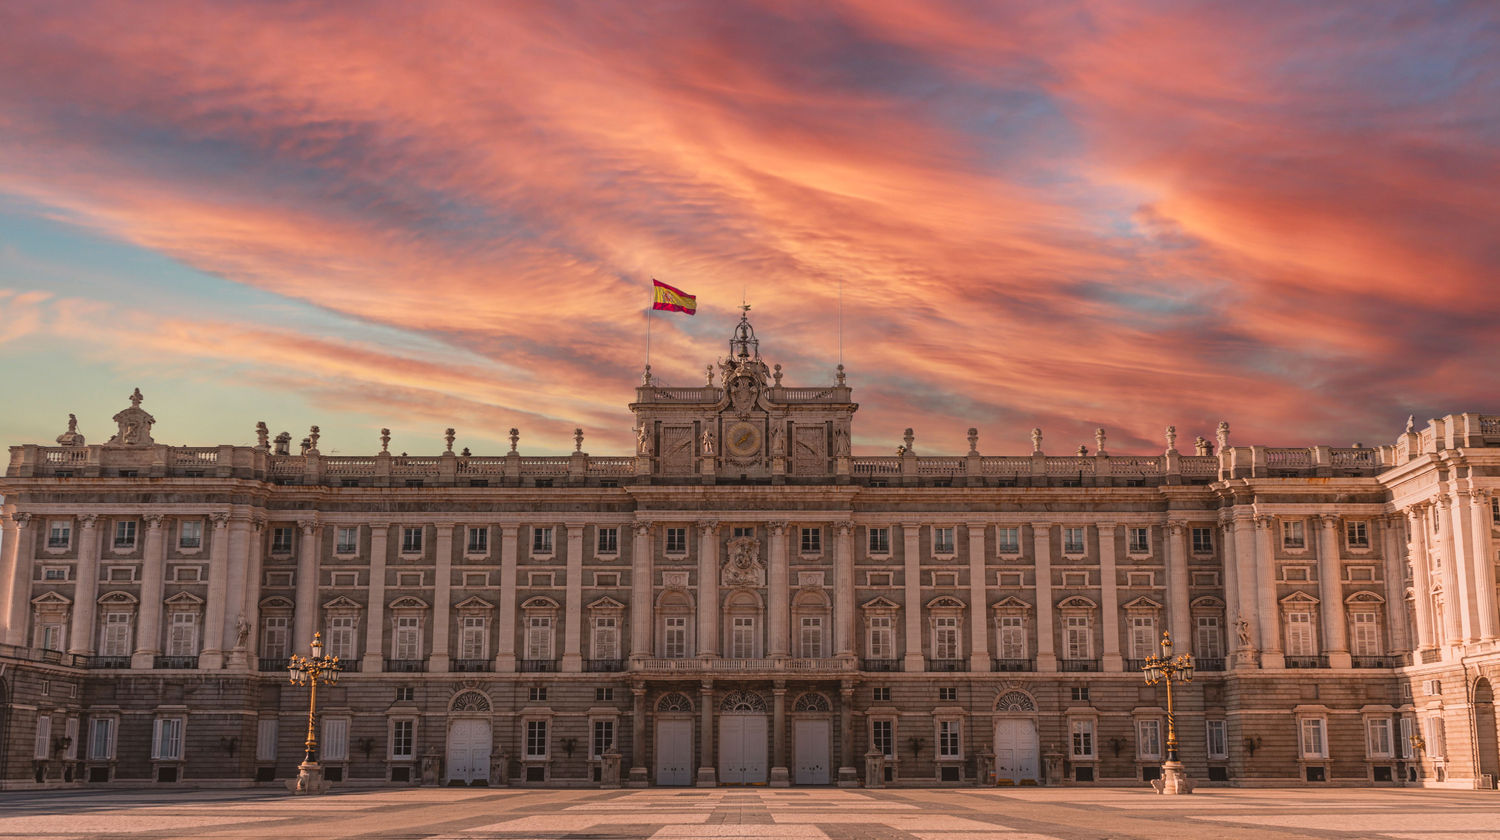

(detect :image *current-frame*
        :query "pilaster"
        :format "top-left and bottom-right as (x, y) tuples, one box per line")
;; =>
(966, 522), (989, 671)
(362, 523), (390, 672)
(293, 518), (321, 657)
(697, 521), (720, 659)
(131, 513), (167, 668)
(1, 512), (36, 646)
(629, 523), (653, 662)
(198, 512), (232, 669)
(1166, 519), (1192, 656)
(495, 525), (519, 672)
(1467, 489), (1498, 641)
(902, 523), (924, 672)
(1098, 521), (1123, 671)
(1034, 522), (1056, 672)
(834, 520), (856, 659)
(562, 523), (585, 672)
(430, 522), (455, 672)
(1315, 514), (1350, 668)
(1253, 515), (1283, 669)
(768, 521), (790, 658)
(67, 514), (101, 656)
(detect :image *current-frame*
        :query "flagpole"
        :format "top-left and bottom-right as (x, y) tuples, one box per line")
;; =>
(645, 292), (653, 377)
(838, 277), (844, 367)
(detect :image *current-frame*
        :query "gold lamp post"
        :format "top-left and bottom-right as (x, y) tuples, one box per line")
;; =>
(1142, 630), (1194, 794)
(286, 632), (342, 794)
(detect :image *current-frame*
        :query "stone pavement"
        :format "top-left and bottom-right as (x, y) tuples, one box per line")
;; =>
(1, 787), (1498, 840)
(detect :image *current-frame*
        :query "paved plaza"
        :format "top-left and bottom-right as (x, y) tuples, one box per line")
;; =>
(1, 787), (1499, 840)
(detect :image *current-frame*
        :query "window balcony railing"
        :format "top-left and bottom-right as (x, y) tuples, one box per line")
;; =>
(452, 659), (494, 673)
(1196, 658), (1225, 672)
(260, 657), (289, 672)
(926, 658), (968, 672)
(84, 655), (130, 669)
(1351, 655), (1401, 669)
(385, 659), (428, 673)
(992, 658), (1034, 672)
(1125, 658), (1149, 672)
(336, 658), (360, 672)
(1060, 658), (1100, 672)
(1284, 655), (1329, 669)
(1420, 648), (1442, 664)
(519, 659), (559, 673)
(153, 656), (198, 669)
(861, 658), (901, 672)
(585, 658), (625, 672)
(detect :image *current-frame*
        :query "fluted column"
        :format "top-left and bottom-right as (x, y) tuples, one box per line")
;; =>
(770, 681), (789, 786)
(697, 521), (720, 658)
(1098, 521), (1123, 671)
(630, 523), (653, 661)
(1166, 520), (1192, 656)
(1380, 515), (1409, 654)
(1220, 519), (1241, 665)
(1033, 523), (1056, 672)
(1253, 515), (1283, 668)
(1315, 515), (1350, 668)
(363, 523), (390, 672)
(1435, 499), (1464, 644)
(1232, 514), (1261, 666)
(226, 516), (256, 669)
(696, 680), (716, 786)
(293, 518), (321, 656)
(496, 525), (519, 671)
(198, 512), (233, 669)
(768, 521), (790, 658)
(965, 522), (989, 671)
(835, 521), (856, 659)
(902, 523), (924, 672)
(431, 522), (455, 672)
(1, 512), (36, 646)
(562, 523), (585, 672)
(67, 514), (101, 655)
(131, 514), (167, 668)
(1406, 506), (1435, 652)
(838, 680), (856, 784)
(630, 683), (647, 782)
(1469, 490), (1498, 641)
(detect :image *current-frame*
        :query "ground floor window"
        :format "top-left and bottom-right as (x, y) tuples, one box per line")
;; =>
(526, 720), (549, 759)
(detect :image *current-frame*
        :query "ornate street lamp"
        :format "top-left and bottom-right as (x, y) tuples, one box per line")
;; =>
(287, 632), (342, 794)
(1142, 630), (1194, 794)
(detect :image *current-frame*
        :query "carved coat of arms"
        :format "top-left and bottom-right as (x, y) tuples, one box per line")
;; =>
(722, 536), (764, 587)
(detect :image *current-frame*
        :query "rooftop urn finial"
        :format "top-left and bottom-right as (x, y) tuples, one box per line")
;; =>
(1095, 427), (1107, 454)
(1165, 425), (1178, 453)
(1078, 445), (1088, 456)
(705, 364), (714, 386)
(274, 431), (291, 456)
(836, 363), (846, 386)
(642, 364), (652, 386)
(255, 421), (270, 451)
(1195, 435), (1209, 456)
(574, 428), (584, 452)
(729, 307), (759, 361)
(379, 428), (391, 453)
(308, 425), (320, 455)
(444, 428), (456, 453)
(1031, 427), (1043, 454)
(967, 427), (979, 455)
(773, 363), (783, 386)
(1216, 421), (1230, 451)
(129, 387), (143, 408)
(509, 427), (520, 453)
(902, 427), (915, 453)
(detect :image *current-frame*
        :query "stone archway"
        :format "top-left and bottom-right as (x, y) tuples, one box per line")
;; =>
(446, 690), (493, 785)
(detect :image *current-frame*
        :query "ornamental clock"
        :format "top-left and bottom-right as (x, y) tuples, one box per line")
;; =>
(724, 421), (762, 457)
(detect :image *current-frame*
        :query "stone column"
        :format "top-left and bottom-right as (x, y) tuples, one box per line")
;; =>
(1253, 515), (1283, 669)
(226, 516), (255, 669)
(563, 523), (585, 672)
(770, 681), (789, 786)
(1098, 521), (1123, 671)
(768, 521), (790, 658)
(902, 523), (924, 672)
(496, 525), (518, 671)
(1446, 492), (1480, 642)
(835, 521), (856, 659)
(293, 519), (321, 656)
(131, 514), (167, 668)
(696, 680), (716, 786)
(1468, 490), (1498, 641)
(1232, 514), (1261, 666)
(629, 683), (648, 785)
(1033, 523), (1056, 672)
(1435, 499), (1465, 644)
(630, 523), (653, 662)
(697, 521), (720, 659)
(1166, 520), (1192, 656)
(1380, 515), (1410, 655)
(198, 512), (233, 669)
(966, 522), (990, 672)
(431, 522), (455, 672)
(67, 514), (101, 656)
(1220, 519), (1241, 664)
(838, 680), (857, 785)
(1, 513), (37, 646)
(363, 523), (390, 672)
(1315, 515), (1350, 667)
(1406, 507), (1435, 652)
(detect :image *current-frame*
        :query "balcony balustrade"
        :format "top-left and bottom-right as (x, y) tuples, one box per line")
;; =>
(861, 658), (900, 672)
(259, 657), (288, 672)
(992, 658), (1034, 672)
(584, 658), (625, 672)
(1196, 658), (1225, 672)
(926, 658), (968, 672)
(1060, 658), (1100, 672)
(385, 659), (428, 673)
(452, 659), (494, 673)
(1284, 655), (1329, 669)
(84, 655), (130, 669)
(1351, 655), (1401, 669)
(153, 656), (198, 669)
(519, 659), (559, 673)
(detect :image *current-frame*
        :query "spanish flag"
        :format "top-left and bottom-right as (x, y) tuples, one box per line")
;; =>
(652, 279), (697, 315)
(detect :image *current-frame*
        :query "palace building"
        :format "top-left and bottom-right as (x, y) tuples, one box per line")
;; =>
(1, 314), (1498, 790)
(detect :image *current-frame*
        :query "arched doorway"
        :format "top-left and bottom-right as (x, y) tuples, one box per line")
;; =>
(718, 690), (769, 784)
(1476, 678), (1498, 789)
(993, 690), (1039, 785)
(791, 692), (832, 785)
(446, 690), (493, 785)
(655, 692), (694, 786)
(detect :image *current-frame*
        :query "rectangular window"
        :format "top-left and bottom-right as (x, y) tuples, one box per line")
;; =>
(1195, 616), (1222, 659)
(90, 717), (117, 761)
(596, 687), (614, 702)
(1137, 719), (1162, 760)
(43, 566), (67, 581)
(1366, 718), (1392, 758)
(100, 612), (131, 657)
(938, 720), (961, 759)
(1351, 612), (1380, 657)
(460, 616), (487, 660)
(731, 616), (757, 659)
(873, 687), (891, 702)
(732, 527), (754, 539)
(323, 718), (349, 761)
(1206, 720), (1228, 759)
(1286, 611), (1316, 657)
(48, 521), (72, 549)
(336, 527), (358, 554)
(528, 686), (547, 702)
(938, 687), (957, 702)
(1300, 718), (1327, 759)
(1128, 527), (1149, 554)
(1346, 521), (1369, 549)
(396, 686), (414, 702)
(593, 616), (619, 660)
(664, 616), (688, 658)
(390, 720), (414, 760)
(152, 717), (184, 760)
(35, 714), (51, 759)
(933, 527), (956, 555)
(270, 526), (293, 553)
(665, 527), (687, 554)
(868, 527), (890, 554)
(596, 527), (618, 554)
(39, 623), (64, 651)
(1282, 520), (1306, 549)
(1492, 496), (1500, 526)
(401, 527), (423, 553)
(799, 616), (823, 658)
(591, 720), (615, 759)
(178, 520), (203, 549)
(327, 616), (357, 660)
(1130, 615), (1156, 660)
(256, 718), (277, 762)
(933, 616), (960, 660)
(1398, 717), (1414, 759)
(466, 527), (488, 554)
(872, 720), (895, 758)
(1065, 616), (1091, 660)
(1425, 716), (1446, 759)
(527, 616), (553, 660)
(800, 527), (822, 554)
(999, 616), (1026, 660)
(114, 520), (137, 549)
(1063, 527), (1085, 554)
(1070, 686), (1089, 701)
(262, 616), (290, 661)
(868, 616), (894, 659)
(394, 616), (421, 660)
(997, 527), (1020, 554)
(168, 612), (198, 656)
(526, 720), (548, 758)
(531, 526), (553, 554)
(1071, 719), (1095, 759)
(1191, 527), (1213, 554)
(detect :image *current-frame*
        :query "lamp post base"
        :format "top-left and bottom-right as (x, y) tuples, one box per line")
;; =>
(1151, 760), (1193, 795)
(286, 761), (331, 795)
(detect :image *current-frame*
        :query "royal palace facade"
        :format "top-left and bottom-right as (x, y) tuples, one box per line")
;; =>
(2, 316), (1499, 791)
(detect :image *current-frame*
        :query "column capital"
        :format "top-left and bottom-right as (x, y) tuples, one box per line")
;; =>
(696, 520), (720, 535)
(767, 520), (789, 536)
(252, 515), (267, 532)
(1436, 495), (1453, 510)
(834, 521), (856, 536)
(210, 511), (231, 528)
(633, 521), (654, 536)
(1316, 513), (1340, 529)
(1470, 487), (1491, 501)
(298, 518), (320, 534)
(2, 511), (30, 529)
(699, 679), (714, 693)
(1253, 514), (1275, 529)
(498, 524), (519, 537)
(77, 512), (100, 528)
(433, 521), (459, 530)
(143, 513), (164, 529)
(1166, 520), (1187, 535)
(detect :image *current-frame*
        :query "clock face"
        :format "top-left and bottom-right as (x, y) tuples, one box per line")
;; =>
(725, 421), (762, 457)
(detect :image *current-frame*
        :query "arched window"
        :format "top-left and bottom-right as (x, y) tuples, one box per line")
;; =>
(994, 690), (1036, 713)
(792, 692), (831, 713)
(719, 690), (768, 713)
(656, 589), (694, 659)
(723, 590), (763, 659)
(656, 692), (694, 714)
(792, 588), (831, 659)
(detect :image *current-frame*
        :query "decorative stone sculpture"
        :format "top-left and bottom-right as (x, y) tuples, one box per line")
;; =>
(1216, 421), (1230, 451)
(967, 428), (979, 455)
(235, 614), (250, 649)
(380, 428), (391, 453)
(833, 425), (849, 457)
(902, 428), (914, 452)
(509, 428), (520, 453)
(772, 363), (783, 386)
(445, 428), (456, 452)
(723, 536), (765, 587)
(56, 413), (85, 446)
(1095, 427), (1106, 454)
(1165, 425), (1177, 453)
(1031, 428), (1043, 454)
(308, 425), (320, 454)
(574, 428), (584, 452)
(255, 422), (270, 451)
(836, 363), (846, 386)
(106, 388), (155, 446)
(636, 425), (653, 456)
(701, 427), (716, 457)
(642, 364), (652, 386)
(273, 432), (292, 456)
(770, 425), (785, 457)
(1235, 619), (1252, 649)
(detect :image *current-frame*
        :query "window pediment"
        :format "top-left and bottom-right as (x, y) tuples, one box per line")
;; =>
(1122, 596), (1163, 612)
(522, 596), (560, 612)
(322, 595), (362, 611)
(925, 596), (966, 611)
(861, 596), (901, 612)
(98, 590), (138, 606)
(587, 596), (626, 612)
(453, 595), (494, 612)
(31, 591), (73, 606)
(261, 595), (295, 611)
(991, 596), (1032, 612)
(1344, 590), (1385, 605)
(1190, 595), (1224, 609)
(163, 591), (204, 607)
(1057, 595), (1098, 611)
(1280, 590), (1320, 606)
(388, 595), (430, 611)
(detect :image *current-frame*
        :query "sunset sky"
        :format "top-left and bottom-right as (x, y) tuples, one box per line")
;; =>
(1, 1), (1495, 457)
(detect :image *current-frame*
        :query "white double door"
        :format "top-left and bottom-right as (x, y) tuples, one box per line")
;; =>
(656, 718), (694, 786)
(719, 713), (769, 784)
(446, 719), (492, 784)
(793, 719), (831, 785)
(993, 718), (1038, 784)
